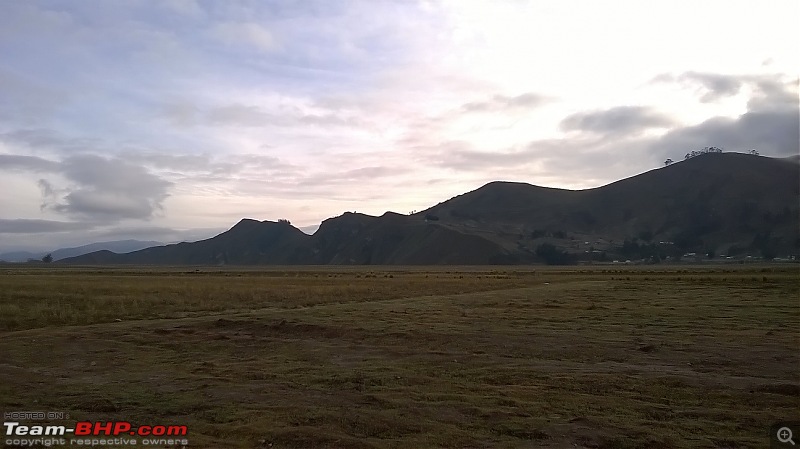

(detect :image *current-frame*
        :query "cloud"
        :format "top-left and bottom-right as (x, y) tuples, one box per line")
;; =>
(560, 106), (675, 135)
(426, 73), (799, 185)
(747, 77), (798, 111)
(165, 101), (367, 129)
(653, 71), (744, 102)
(36, 178), (58, 211)
(647, 76), (799, 158)
(54, 155), (172, 220)
(160, 0), (204, 17)
(648, 109), (798, 159)
(0, 154), (60, 172)
(55, 190), (158, 220)
(461, 93), (550, 112)
(91, 225), (224, 243)
(125, 151), (216, 172)
(0, 152), (174, 222)
(211, 22), (278, 53)
(1, 128), (102, 153)
(303, 165), (411, 185)
(0, 127), (300, 188)
(37, 179), (55, 197)
(0, 219), (91, 234)
(207, 104), (270, 127)
(652, 71), (796, 106)
(160, 101), (200, 127)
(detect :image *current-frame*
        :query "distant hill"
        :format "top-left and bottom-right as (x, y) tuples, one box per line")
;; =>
(0, 240), (162, 262)
(61, 153), (800, 265)
(62, 220), (308, 265)
(0, 250), (41, 263)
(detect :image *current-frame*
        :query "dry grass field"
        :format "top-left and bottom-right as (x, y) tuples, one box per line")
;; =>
(1, 265), (798, 448)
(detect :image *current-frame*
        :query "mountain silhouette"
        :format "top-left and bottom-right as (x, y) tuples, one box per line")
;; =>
(60, 153), (800, 265)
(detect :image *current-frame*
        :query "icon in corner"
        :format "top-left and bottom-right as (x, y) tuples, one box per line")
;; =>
(772, 422), (800, 448)
(778, 427), (795, 445)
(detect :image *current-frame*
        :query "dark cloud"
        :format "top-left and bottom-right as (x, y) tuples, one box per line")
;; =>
(37, 179), (55, 197)
(652, 71), (793, 105)
(684, 72), (743, 99)
(461, 93), (550, 113)
(560, 106), (674, 135)
(648, 77), (799, 158)
(0, 154), (60, 171)
(0, 219), (91, 234)
(54, 190), (156, 220)
(427, 73), (798, 184)
(747, 78), (798, 111)
(648, 109), (798, 159)
(37, 178), (57, 211)
(0, 152), (173, 221)
(53, 155), (172, 220)
(677, 72), (743, 102)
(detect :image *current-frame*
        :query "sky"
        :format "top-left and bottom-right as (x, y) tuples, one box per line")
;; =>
(0, 0), (798, 251)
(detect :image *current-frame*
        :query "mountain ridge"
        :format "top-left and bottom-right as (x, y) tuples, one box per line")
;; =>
(60, 153), (800, 265)
(0, 240), (163, 262)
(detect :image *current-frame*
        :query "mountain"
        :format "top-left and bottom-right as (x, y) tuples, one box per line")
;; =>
(60, 153), (800, 265)
(0, 250), (41, 263)
(420, 153), (798, 248)
(51, 240), (164, 261)
(306, 211), (515, 264)
(0, 240), (162, 262)
(62, 220), (309, 265)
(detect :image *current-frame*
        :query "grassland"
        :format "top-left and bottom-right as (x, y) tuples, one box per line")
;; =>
(1, 265), (798, 448)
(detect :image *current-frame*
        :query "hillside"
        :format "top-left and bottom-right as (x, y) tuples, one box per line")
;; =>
(66, 220), (309, 265)
(420, 153), (799, 258)
(61, 153), (800, 265)
(0, 240), (162, 262)
(307, 212), (515, 264)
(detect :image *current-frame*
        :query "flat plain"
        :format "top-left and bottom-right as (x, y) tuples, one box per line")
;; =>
(1, 265), (798, 448)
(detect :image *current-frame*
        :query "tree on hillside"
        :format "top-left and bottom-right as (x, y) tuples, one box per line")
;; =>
(664, 158), (674, 166)
(42, 253), (53, 263)
(684, 146), (723, 160)
(749, 149), (760, 156)
(277, 218), (291, 225)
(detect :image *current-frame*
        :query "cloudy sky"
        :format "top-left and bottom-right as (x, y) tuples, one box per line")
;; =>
(0, 0), (798, 251)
